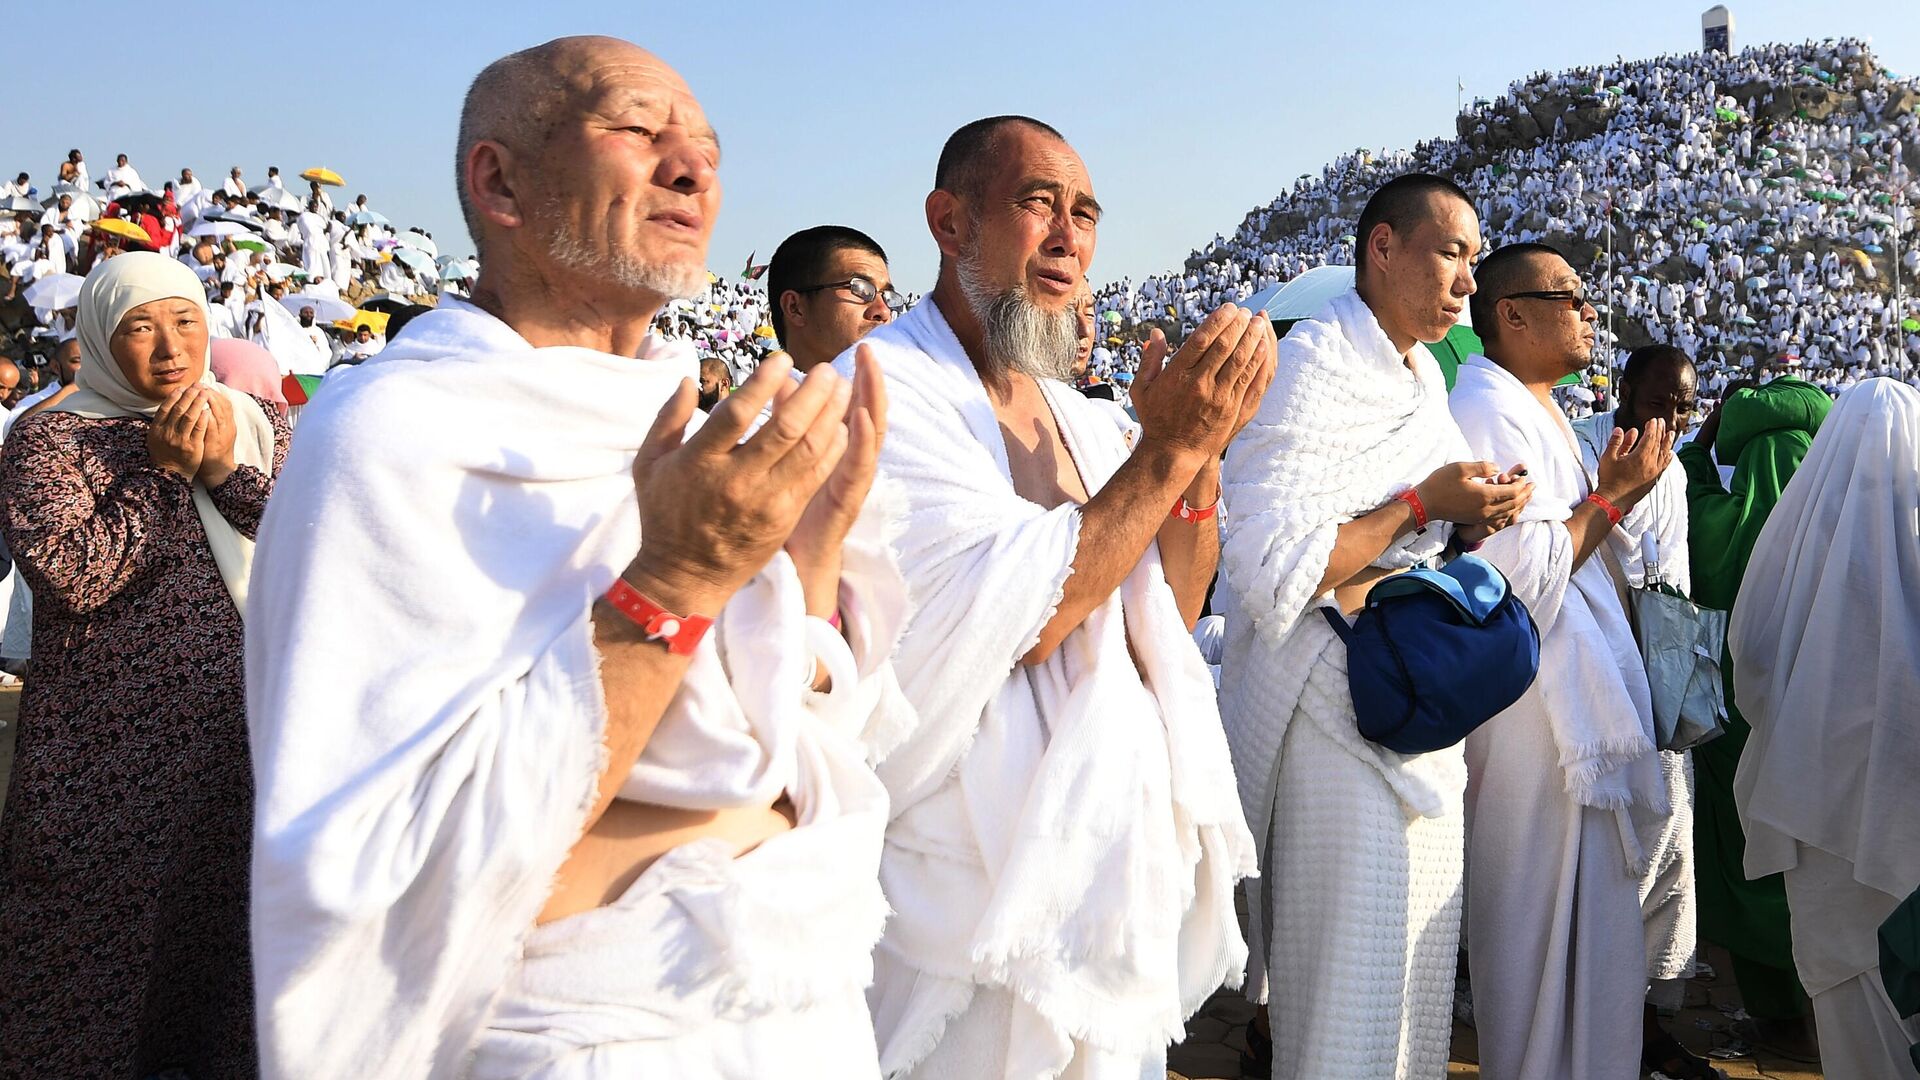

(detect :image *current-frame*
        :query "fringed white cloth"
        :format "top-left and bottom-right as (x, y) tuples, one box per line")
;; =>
(839, 298), (1255, 1078)
(246, 297), (894, 1080)
(1450, 356), (1666, 862)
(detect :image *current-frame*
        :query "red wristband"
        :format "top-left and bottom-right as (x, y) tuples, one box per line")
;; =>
(603, 578), (714, 655)
(1394, 488), (1429, 532)
(1172, 496), (1218, 523)
(1585, 492), (1624, 526)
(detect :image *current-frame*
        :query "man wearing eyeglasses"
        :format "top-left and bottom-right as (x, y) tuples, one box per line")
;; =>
(767, 225), (901, 372)
(1451, 241), (1677, 1080)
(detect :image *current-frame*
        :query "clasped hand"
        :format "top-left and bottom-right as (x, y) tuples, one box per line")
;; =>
(146, 385), (238, 487)
(626, 349), (883, 617)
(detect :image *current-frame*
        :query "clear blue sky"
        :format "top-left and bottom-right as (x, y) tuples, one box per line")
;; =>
(10, 1), (1915, 292)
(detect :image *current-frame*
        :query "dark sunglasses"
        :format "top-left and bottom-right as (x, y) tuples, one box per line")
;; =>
(1501, 289), (1595, 311)
(794, 275), (905, 313)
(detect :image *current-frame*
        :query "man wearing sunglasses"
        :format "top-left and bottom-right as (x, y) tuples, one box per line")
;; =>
(767, 224), (901, 372)
(1452, 241), (1677, 1080)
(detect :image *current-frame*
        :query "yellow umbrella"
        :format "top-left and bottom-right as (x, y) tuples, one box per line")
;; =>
(1592, 374), (1610, 387)
(753, 324), (776, 339)
(301, 167), (345, 187)
(92, 217), (151, 244)
(332, 309), (392, 335)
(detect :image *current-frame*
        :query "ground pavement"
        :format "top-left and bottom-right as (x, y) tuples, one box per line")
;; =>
(0, 687), (1826, 1078)
(1167, 944), (1825, 1080)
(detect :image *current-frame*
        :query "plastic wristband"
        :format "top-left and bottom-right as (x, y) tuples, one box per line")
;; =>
(1394, 487), (1429, 532)
(1172, 496), (1218, 524)
(1585, 492), (1625, 526)
(603, 578), (714, 655)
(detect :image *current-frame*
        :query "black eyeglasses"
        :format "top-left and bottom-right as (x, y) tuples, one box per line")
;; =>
(1502, 289), (1595, 311)
(794, 275), (905, 313)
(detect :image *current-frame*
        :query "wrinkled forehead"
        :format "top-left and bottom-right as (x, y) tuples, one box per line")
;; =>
(563, 43), (712, 138)
(991, 130), (1094, 198)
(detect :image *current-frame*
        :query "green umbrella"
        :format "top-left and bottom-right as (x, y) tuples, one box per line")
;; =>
(228, 236), (269, 254)
(1691, 217), (1710, 229)
(1716, 107), (1739, 122)
(1904, 318), (1920, 333)
(1760, 147), (1779, 159)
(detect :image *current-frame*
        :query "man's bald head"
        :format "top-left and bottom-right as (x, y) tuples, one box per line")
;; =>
(456, 36), (670, 247)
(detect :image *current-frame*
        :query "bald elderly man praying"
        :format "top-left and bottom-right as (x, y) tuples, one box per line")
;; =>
(246, 37), (902, 1079)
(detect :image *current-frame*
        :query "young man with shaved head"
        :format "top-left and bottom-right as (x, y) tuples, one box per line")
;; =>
(1218, 173), (1533, 1077)
(839, 114), (1269, 1076)
(1451, 242), (1676, 1079)
(247, 37), (900, 1079)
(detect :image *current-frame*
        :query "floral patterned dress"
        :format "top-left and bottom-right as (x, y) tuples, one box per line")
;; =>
(0, 397), (289, 1080)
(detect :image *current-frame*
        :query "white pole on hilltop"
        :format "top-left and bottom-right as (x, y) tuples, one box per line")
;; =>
(1457, 77), (1464, 118)
(1894, 203), (1906, 368)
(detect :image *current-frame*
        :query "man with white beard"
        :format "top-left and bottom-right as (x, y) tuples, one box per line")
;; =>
(841, 114), (1267, 1078)
(247, 37), (900, 1078)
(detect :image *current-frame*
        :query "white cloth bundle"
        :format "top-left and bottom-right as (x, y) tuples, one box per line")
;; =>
(1450, 356), (1666, 869)
(1732, 377), (1920, 898)
(839, 299), (1255, 1073)
(247, 297), (893, 1079)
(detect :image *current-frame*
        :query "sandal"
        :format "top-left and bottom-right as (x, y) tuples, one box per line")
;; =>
(1238, 1020), (1272, 1078)
(1728, 1018), (1821, 1064)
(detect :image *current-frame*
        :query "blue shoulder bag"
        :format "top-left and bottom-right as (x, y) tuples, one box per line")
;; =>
(1317, 553), (1541, 754)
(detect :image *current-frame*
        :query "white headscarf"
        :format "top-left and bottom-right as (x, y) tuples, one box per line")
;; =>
(53, 251), (277, 616)
(1731, 378), (1920, 898)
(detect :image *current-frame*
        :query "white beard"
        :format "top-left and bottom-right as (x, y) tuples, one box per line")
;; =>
(957, 245), (1078, 383)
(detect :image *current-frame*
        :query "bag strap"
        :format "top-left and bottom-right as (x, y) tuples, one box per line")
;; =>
(1318, 604), (1353, 643)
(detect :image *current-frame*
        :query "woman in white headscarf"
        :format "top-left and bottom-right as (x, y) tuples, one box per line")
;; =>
(1731, 377), (1920, 1078)
(0, 251), (287, 1079)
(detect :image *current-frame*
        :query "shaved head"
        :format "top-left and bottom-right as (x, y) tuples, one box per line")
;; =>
(455, 36), (671, 247)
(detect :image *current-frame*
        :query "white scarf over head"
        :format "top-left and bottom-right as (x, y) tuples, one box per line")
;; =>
(1219, 289), (1471, 823)
(246, 297), (893, 1079)
(1451, 355), (1666, 870)
(1731, 378), (1920, 898)
(839, 298), (1255, 1070)
(54, 251), (276, 615)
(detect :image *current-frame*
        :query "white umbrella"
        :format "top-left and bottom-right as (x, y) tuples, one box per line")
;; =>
(281, 293), (356, 323)
(441, 261), (475, 282)
(263, 262), (301, 282)
(40, 190), (101, 221)
(345, 210), (390, 227)
(23, 273), (83, 310)
(256, 187), (304, 213)
(2, 196), (38, 213)
(391, 247), (435, 273)
(188, 219), (256, 239)
(395, 230), (438, 257)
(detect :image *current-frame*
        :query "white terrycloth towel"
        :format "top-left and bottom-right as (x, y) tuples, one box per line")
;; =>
(246, 297), (895, 1080)
(1219, 289), (1473, 826)
(1450, 356), (1666, 871)
(839, 298), (1256, 1074)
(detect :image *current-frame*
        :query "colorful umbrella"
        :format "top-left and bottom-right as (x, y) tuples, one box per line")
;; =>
(300, 167), (345, 187)
(227, 236), (270, 254)
(92, 217), (151, 244)
(333, 309), (391, 335)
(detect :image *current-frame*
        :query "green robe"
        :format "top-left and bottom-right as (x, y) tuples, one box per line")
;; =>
(1879, 888), (1920, 1069)
(1682, 377), (1831, 1019)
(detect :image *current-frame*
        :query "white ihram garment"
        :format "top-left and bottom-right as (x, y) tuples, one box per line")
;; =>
(246, 297), (896, 1080)
(841, 298), (1255, 1079)
(1219, 289), (1472, 1079)
(1574, 411), (1698, 997)
(1732, 379), (1920, 1078)
(1451, 357), (1666, 1080)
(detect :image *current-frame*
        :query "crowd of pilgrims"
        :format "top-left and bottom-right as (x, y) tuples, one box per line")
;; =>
(0, 29), (1917, 1080)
